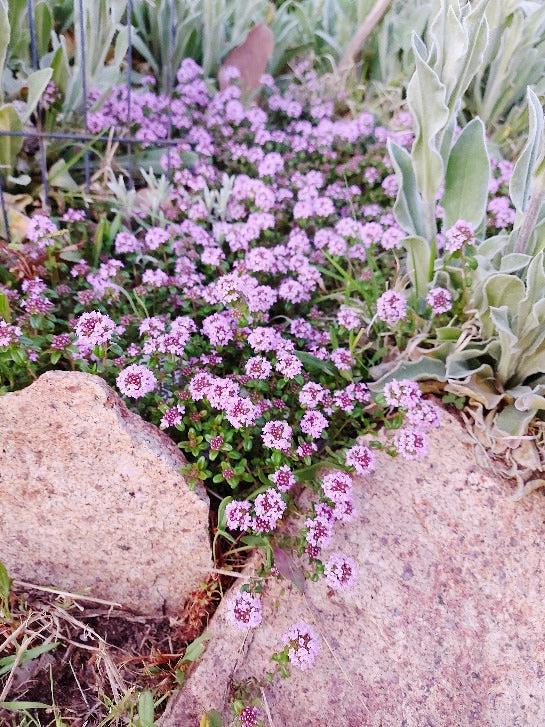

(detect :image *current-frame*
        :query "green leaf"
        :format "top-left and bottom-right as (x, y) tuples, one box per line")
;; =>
(0, 293), (11, 323)
(137, 690), (155, 727)
(407, 35), (449, 205)
(50, 43), (69, 93)
(404, 235), (431, 297)
(489, 306), (520, 385)
(388, 139), (425, 237)
(371, 356), (447, 391)
(0, 701), (50, 711)
(510, 88), (544, 214)
(0, 641), (58, 676)
(59, 249), (82, 263)
(295, 351), (335, 376)
(21, 67), (53, 123)
(435, 326), (461, 341)
(48, 158), (78, 191)
(35, 1), (53, 58)
(449, 0), (490, 110)
(429, 2), (467, 103)
(182, 633), (211, 663)
(495, 404), (537, 436)
(0, 104), (23, 170)
(0, 0), (9, 105)
(443, 117), (490, 230)
(217, 496), (232, 529)
(0, 560), (10, 601)
(200, 710), (223, 727)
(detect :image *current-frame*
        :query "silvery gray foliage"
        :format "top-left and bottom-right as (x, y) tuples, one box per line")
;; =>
(468, 1), (545, 133)
(378, 90), (545, 437)
(388, 0), (491, 295)
(0, 0), (53, 170)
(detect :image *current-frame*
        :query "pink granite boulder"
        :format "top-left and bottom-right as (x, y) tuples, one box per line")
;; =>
(162, 410), (545, 726)
(218, 24), (274, 96)
(0, 371), (211, 615)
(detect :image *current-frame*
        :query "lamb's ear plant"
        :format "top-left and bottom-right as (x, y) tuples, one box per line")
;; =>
(377, 89), (545, 439)
(467, 1), (545, 138)
(388, 0), (490, 300)
(0, 0), (53, 172)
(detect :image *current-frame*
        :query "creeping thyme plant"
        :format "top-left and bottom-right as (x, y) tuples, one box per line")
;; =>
(0, 58), (451, 669)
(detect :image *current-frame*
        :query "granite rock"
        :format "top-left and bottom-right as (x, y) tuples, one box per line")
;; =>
(0, 371), (211, 615)
(162, 410), (545, 726)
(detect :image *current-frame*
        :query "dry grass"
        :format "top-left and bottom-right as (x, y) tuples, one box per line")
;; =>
(0, 570), (229, 726)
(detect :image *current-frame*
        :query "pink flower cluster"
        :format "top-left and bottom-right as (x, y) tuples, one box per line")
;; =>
(280, 622), (320, 670)
(383, 379), (441, 459)
(227, 590), (263, 630)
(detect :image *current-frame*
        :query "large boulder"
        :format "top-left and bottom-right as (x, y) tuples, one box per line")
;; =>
(162, 410), (545, 726)
(0, 371), (211, 615)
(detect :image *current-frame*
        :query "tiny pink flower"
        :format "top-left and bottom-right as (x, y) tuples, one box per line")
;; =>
(445, 219), (475, 253)
(225, 500), (252, 531)
(227, 590), (262, 629)
(321, 470), (353, 503)
(331, 347), (354, 371)
(116, 364), (157, 399)
(300, 410), (329, 439)
(297, 442), (317, 458)
(280, 622), (320, 670)
(261, 420), (293, 451)
(0, 320), (22, 347)
(74, 311), (116, 347)
(394, 426), (428, 460)
(160, 404), (185, 429)
(325, 553), (357, 590)
(245, 355), (272, 380)
(271, 465), (297, 492)
(275, 353), (303, 379)
(426, 287), (452, 314)
(376, 290), (407, 325)
(406, 400), (441, 431)
(144, 226), (170, 250)
(383, 379), (422, 410)
(337, 306), (361, 330)
(239, 706), (261, 727)
(253, 488), (286, 531)
(345, 444), (375, 475)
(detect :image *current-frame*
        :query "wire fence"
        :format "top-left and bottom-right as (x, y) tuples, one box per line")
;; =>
(0, 0), (181, 245)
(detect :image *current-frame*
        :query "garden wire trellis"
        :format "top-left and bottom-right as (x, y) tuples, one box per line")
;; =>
(0, 0), (181, 245)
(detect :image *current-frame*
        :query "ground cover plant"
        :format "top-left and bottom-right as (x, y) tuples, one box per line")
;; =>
(1, 0), (545, 724)
(0, 55), (448, 725)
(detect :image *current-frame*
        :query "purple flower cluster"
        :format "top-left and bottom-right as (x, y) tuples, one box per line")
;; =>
(227, 590), (263, 630)
(280, 622), (320, 670)
(383, 380), (441, 459)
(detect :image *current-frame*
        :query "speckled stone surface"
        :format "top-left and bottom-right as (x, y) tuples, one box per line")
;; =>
(218, 24), (274, 95)
(0, 371), (211, 615)
(162, 410), (545, 726)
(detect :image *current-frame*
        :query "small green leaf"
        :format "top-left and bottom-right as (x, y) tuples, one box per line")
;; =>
(0, 641), (58, 676)
(0, 701), (50, 711)
(0, 293), (11, 323)
(295, 351), (335, 376)
(443, 117), (490, 230)
(404, 235), (431, 297)
(510, 87), (544, 214)
(388, 139), (425, 237)
(137, 690), (155, 727)
(182, 633), (211, 663)
(21, 67), (53, 123)
(200, 710), (223, 727)
(0, 103), (23, 170)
